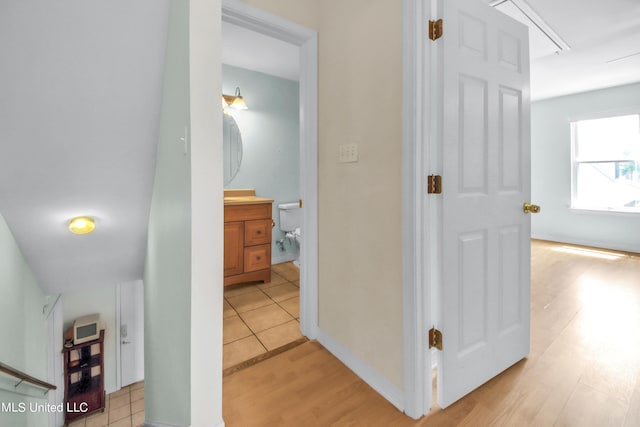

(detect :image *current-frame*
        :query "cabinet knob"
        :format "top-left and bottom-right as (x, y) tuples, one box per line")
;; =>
(256, 256), (261, 261)
(257, 230), (261, 234)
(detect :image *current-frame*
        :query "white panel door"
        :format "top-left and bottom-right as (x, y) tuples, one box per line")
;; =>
(120, 280), (145, 387)
(438, 0), (531, 408)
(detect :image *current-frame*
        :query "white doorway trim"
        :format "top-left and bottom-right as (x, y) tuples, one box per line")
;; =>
(401, 0), (432, 419)
(221, 0), (319, 339)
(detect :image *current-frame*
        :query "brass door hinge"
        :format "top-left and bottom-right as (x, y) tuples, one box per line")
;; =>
(427, 175), (442, 194)
(429, 19), (443, 41)
(299, 199), (303, 208)
(429, 327), (443, 350)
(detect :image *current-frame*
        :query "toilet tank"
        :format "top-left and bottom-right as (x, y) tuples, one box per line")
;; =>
(278, 202), (301, 232)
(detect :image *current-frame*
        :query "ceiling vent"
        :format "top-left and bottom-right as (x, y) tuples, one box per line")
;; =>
(490, 0), (570, 59)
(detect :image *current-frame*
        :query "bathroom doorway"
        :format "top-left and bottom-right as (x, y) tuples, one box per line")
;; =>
(220, 0), (318, 373)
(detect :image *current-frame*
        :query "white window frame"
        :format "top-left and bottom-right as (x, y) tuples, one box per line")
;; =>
(570, 111), (640, 214)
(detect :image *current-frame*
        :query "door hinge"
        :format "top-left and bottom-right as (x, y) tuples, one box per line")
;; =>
(429, 327), (443, 350)
(427, 175), (442, 194)
(428, 19), (443, 41)
(299, 199), (303, 208)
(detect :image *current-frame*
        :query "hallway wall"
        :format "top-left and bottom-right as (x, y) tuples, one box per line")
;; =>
(239, 0), (405, 394)
(0, 212), (48, 427)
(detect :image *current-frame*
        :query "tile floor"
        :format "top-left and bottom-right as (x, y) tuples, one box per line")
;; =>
(67, 262), (299, 427)
(223, 262), (302, 371)
(66, 380), (144, 427)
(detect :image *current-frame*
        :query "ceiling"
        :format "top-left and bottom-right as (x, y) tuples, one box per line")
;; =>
(0, 0), (638, 295)
(0, 1), (170, 293)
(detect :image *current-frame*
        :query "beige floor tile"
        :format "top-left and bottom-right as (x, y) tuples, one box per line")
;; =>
(108, 387), (130, 400)
(278, 296), (300, 318)
(108, 416), (132, 427)
(271, 262), (299, 282)
(130, 381), (144, 391)
(239, 303), (295, 333)
(226, 289), (273, 313)
(85, 411), (109, 427)
(256, 272), (289, 289)
(261, 283), (299, 302)
(131, 411), (145, 427)
(131, 398), (144, 414)
(223, 336), (266, 369)
(223, 315), (253, 344)
(67, 419), (86, 427)
(108, 404), (131, 423)
(130, 387), (144, 403)
(224, 284), (260, 298)
(256, 320), (303, 351)
(109, 394), (130, 410)
(223, 300), (236, 318)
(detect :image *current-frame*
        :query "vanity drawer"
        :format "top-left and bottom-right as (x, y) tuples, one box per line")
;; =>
(244, 244), (271, 272)
(224, 203), (271, 222)
(245, 219), (272, 246)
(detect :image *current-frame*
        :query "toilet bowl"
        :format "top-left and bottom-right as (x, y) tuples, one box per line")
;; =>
(278, 203), (302, 266)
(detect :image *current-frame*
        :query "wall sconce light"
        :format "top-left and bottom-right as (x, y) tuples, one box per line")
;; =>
(221, 87), (248, 110)
(68, 216), (96, 235)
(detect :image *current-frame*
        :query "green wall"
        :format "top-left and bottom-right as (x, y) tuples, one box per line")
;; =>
(223, 65), (300, 263)
(143, 0), (192, 425)
(0, 212), (48, 427)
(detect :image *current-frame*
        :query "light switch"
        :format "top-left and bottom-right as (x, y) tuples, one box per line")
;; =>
(338, 143), (359, 163)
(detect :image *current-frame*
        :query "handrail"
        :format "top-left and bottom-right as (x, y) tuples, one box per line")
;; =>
(0, 361), (56, 392)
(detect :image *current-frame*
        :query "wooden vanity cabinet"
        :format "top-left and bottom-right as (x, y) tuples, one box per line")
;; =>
(224, 202), (272, 286)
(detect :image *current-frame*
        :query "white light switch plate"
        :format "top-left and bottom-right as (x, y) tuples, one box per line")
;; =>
(338, 143), (359, 163)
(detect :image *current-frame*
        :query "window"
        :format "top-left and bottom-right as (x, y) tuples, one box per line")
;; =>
(571, 114), (640, 212)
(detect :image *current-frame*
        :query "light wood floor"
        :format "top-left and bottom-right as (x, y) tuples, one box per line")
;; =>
(223, 240), (640, 426)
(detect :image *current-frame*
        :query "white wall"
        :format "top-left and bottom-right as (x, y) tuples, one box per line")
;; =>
(144, 0), (192, 424)
(144, 0), (222, 425)
(0, 212), (48, 427)
(531, 83), (640, 252)
(62, 286), (118, 393)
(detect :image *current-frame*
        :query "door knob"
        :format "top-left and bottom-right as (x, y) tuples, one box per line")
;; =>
(523, 202), (540, 214)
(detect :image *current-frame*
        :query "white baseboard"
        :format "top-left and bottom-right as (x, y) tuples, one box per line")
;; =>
(532, 233), (640, 253)
(143, 419), (224, 427)
(316, 329), (404, 412)
(272, 253), (297, 265)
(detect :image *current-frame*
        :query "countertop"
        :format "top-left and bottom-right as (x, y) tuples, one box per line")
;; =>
(224, 189), (273, 205)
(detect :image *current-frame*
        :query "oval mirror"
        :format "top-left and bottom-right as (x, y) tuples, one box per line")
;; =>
(223, 113), (243, 185)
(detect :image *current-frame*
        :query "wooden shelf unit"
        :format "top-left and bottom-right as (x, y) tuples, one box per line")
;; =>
(63, 329), (105, 425)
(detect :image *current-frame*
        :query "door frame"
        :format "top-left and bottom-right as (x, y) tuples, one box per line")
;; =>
(401, 0), (433, 418)
(221, 0), (319, 339)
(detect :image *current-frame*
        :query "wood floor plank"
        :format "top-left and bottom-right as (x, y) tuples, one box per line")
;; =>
(223, 241), (640, 426)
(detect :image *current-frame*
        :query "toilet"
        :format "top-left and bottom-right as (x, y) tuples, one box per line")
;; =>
(278, 202), (301, 266)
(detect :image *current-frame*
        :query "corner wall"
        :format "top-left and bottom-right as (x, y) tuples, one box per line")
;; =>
(531, 83), (640, 252)
(144, 0), (222, 425)
(144, 0), (192, 424)
(0, 213), (48, 427)
(238, 0), (405, 396)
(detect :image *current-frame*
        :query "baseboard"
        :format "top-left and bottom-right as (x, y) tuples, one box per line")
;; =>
(143, 419), (224, 427)
(272, 253), (297, 265)
(316, 329), (404, 412)
(531, 233), (640, 254)
(143, 422), (182, 427)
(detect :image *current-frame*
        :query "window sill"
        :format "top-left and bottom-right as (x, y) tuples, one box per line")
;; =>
(569, 207), (640, 217)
